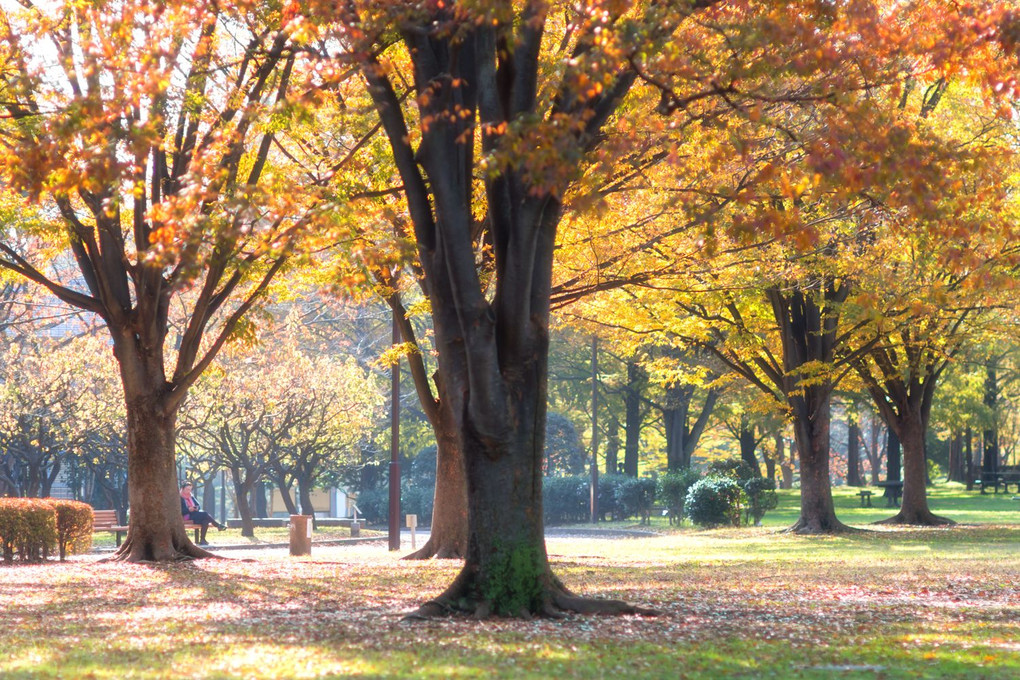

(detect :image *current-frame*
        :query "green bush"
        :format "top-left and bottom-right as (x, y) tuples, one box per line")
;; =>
(739, 477), (778, 526)
(657, 469), (701, 524)
(0, 498), (58, 563)
(400, 483), (434, 526)
(46, 499), (94, 560)
(354, 488), (388, 524)
(613, 477), (656, 524)
(685, 476), (743, 528)
(707, 459), (758, 482)
(543, 475), (589, 524)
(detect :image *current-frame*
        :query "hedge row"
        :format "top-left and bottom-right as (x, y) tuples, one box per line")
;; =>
(0, 498), (94, 563)
(543, 463), (779, 528)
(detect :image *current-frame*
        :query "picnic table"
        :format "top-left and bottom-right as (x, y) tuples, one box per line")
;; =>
(876, 481), (903, 508)
(978, 467), (1020, 494)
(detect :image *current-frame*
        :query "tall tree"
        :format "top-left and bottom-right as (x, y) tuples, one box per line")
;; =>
(337, 0), (740, 615)
(0, 1), (341, 560)
(331, 0), (1012, 611)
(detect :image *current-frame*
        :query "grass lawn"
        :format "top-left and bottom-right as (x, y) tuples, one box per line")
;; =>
(2, 485), (1017, 679)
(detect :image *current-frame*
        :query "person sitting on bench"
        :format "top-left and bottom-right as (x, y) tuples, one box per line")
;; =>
(180, 482), (226, 545)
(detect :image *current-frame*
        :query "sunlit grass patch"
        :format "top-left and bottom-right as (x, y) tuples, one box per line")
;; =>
(3, 524), (1018, 679)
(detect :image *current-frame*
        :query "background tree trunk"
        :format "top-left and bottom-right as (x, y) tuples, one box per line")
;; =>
(982, 363), (999, 483)
(738, 420), (761, 476)
(847, 414), (862, 487)
(965, 426), (975, 491)
(232, 470), (257, 538)
(604, 419), (620, 475)
(886, 428), (901, 483)
(297, 476), (317, 530)
(405, 415), (467, 559)
(623, 362), (644, 477)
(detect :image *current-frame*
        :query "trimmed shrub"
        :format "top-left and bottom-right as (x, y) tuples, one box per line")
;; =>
(613, 477), (656, 524)
(740, 477), (778, 526)
(657, 468), (701, 525)
(0, 498), (58, 563)
(543, 475), (589, 524)
(685, 476), (743, 528)
(45, 499), (94, 560)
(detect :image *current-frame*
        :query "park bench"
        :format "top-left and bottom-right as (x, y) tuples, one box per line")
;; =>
(978, 467), (1020, 495)
(857, 490), (873, 507)
(92, 509), (201, 546)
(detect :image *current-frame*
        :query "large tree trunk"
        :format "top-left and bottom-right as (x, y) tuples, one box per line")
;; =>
(415, 343), (648, 619)
(111, 392), (210, 561)
(361, 3), (664, 618)
(767, 285), (850, 534)
(789, 392), (847, 533)
(881, 414), (952, 525)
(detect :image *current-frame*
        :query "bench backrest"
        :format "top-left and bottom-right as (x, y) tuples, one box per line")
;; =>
(92, 509), (120, 528)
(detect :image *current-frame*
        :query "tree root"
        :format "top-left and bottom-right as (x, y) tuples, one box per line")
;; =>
(874, 511), (956, 526)
(101, 533), (223, 563)
(402, 537), (465, 561)
(401, 570), (658, 621)
(783, 517), (857, 534)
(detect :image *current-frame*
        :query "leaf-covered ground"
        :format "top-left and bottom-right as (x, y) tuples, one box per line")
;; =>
(2, 525), (1018, 679)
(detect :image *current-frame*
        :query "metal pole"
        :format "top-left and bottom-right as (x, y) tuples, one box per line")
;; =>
(389, 311), (402, 551)
(220, 469), (226, 525)
(590, 336), (599, 524)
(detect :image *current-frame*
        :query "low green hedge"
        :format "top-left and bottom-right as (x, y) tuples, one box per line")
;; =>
(0, 498), (94, 562)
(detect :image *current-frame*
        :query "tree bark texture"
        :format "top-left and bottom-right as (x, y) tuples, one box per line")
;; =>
(767, 284), (850, 533)
(857, 337), (953, 526)
(404, 409), (468, 560)
(359, 3), (664, 617)
(112, 387), (211, 561)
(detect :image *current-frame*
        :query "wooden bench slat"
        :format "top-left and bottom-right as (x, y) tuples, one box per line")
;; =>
(91, 508), (203, 546)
